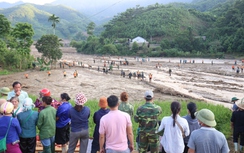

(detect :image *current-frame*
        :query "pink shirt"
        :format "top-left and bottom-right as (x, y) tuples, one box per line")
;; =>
(99, 110), (132, 151)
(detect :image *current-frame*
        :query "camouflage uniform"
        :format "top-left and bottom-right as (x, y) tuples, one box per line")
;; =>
(118, 102), (134, 117)
(134, 102), (162, 153)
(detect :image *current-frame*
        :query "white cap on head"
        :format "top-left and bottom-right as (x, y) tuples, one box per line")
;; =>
(144, 90), (154, 100)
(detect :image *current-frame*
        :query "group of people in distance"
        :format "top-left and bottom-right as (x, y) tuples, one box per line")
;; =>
(0, 80), (243, 153)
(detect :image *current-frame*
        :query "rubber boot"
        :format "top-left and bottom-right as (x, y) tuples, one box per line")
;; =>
(234, 142), (238, 152)
(43, 146), (51, 153)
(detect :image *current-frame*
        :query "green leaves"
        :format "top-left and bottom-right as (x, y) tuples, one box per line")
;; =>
(35, 34), (62, 69)
(48, 14), (60, 35)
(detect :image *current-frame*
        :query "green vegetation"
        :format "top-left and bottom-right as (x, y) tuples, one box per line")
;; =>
(0, 14), (34, 70)
(48, 14), (60, 35)
(49, 98), (231, 139)
(0, 4), (90, 40)
(35, 34), (63, 69)
(71, 0), (243, 58)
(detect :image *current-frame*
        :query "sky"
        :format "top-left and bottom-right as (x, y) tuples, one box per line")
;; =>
(0, 0), (122, 5)
(0, 0), (55, 4)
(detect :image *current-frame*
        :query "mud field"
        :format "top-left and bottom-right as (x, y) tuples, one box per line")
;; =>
(1, 46), (244, 109)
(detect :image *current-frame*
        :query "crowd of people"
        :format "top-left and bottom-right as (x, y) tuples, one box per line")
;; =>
(0, 80), (242, 153)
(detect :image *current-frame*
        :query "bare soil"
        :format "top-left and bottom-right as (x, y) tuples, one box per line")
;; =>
(1, 46), (244, 110)
(1, 46), (240, 152)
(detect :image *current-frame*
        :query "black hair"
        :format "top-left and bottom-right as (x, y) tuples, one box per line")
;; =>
(61, 93), (71, 101)
(187, 102), (197, 119)
(107, 95), (119, 108)
(12, 81), (21, 88)
(75, 105), (83, 112)
(42, 96), (52, 105)
(171, 101), (181, 127)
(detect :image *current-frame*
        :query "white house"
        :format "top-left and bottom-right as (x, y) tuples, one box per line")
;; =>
(132, 36), (148, 43)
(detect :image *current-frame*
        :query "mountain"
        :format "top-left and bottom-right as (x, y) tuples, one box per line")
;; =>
(0, 4), (91, 40)
(0, 1), (24, 8)
(50, 0), (193, 24)
(102, 5), (213, 40)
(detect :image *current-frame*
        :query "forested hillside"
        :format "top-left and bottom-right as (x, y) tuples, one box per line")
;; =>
(0, 4), (90, 39)
(71, 0), (243, 57)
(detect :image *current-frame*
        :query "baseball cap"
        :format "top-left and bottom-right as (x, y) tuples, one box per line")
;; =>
(144, 90), (154, 100)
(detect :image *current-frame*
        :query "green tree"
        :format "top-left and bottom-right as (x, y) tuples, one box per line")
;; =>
(35, 35), (63, 69)
(87, 22), (96, 36)
(48, 14), (60, 35)
(0, 14), (11, 39)
(100, 44), (118, 55)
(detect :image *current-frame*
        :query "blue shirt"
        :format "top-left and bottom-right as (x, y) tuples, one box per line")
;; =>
(0, 116), (21, 144)
(93, 108), (110, 141)
(7, 90), (29, 108)
(56, 102), (72, 128)
(17, 110), (39, 138)
(69, 106), (90, 132)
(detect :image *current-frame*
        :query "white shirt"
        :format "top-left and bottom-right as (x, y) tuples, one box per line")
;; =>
(158, 114), (190, 153)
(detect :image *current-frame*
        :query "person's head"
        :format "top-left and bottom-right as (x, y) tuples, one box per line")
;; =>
(74, 92), (87, 112)
(171, 101), (181, 127)
(12, 81), (22, 93)
(99, 96), (108, 109)
(39, 88), (51, 98)
(231, 97), (239, 103)
(23, 98), (34, 112)
(236, 98), (244, 110)
(60, 93), (71, 102)
(10, 96), (19, 109)
(144, 90), (154, 101)
(0, 102), (14, 115)
(187, 102), (197, 119)
(42, 96), (52, 106)
(0, 87), (10, 96)
(195, 109), (216, 127)
(0, 99), (7, 107)
(120, 92), (128, 102)
(107, 95), (119, 109)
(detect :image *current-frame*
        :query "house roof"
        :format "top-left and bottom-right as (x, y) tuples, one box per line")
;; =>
(132, 36), (148, 43)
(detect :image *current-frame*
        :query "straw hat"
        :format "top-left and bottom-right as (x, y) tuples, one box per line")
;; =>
(236, 98), (244, 110)
(195, 109), (216, 127)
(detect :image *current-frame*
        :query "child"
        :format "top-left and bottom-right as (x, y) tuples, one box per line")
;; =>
(37, 96), (56, 153)
(10, 96), (22, 117)
(91, 97), (109, 153)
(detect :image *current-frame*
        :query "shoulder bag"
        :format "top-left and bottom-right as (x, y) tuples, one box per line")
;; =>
(175, 120), (186, 138)
(0, 117), (13, 152)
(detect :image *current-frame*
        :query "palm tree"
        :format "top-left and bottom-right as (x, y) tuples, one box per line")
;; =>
(48, 14), (60, 35)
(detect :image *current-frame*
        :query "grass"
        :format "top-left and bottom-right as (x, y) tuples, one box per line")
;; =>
(30, 95), (232, 140)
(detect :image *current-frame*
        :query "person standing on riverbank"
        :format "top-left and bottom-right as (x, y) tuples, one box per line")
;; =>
(231, 98), (244, 153)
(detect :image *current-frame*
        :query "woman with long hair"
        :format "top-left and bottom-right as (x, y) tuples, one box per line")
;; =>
(182, 102), (200, 153)
(157, 101), (190, 153)
(68, 92), (90, 153)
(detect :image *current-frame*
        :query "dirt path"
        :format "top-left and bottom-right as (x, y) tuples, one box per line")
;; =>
(1, 47), (244, 110)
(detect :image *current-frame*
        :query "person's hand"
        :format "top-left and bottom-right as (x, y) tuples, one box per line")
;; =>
(15, 90), (21, 96)
(99, 148), (105, 153)
(129, 144), (134, 152)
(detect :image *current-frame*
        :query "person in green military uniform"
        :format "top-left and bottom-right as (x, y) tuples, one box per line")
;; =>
(118, 92), (134, 118)
(0, 87), (10, 99)
(134, 90), (162, 153)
